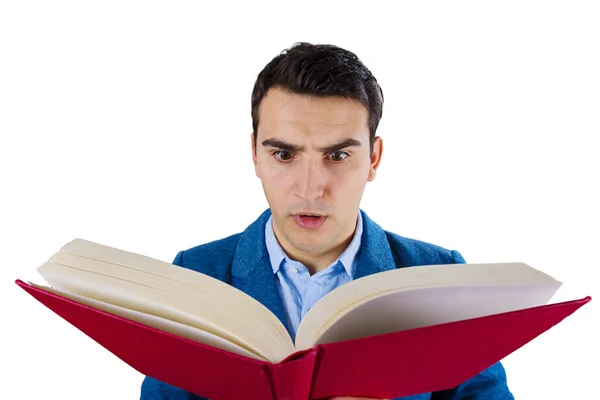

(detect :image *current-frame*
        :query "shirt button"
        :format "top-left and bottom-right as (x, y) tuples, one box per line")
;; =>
(291, 267), (299, 273)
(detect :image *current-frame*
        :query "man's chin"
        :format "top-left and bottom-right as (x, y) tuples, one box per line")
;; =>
(290, 244), (328, 256)
(276, 217), (331, 249)
(287, 233), (332, 253)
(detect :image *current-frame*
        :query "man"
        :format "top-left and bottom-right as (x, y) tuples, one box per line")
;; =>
(140, 42), (513, 399)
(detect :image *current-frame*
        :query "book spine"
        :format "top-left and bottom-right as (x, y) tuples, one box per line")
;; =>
(308, 346), (324, 400)
(269, 349), (318, 400)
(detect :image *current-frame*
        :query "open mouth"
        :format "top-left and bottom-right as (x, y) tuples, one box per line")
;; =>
(293, 214), (327, 229)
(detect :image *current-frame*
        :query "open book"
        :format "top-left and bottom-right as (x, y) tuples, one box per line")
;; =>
(17, 239), (591, 400)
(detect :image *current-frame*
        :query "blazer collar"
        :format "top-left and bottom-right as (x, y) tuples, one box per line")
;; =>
(353, 209), (397, 279)
(230, 209), (289, 326)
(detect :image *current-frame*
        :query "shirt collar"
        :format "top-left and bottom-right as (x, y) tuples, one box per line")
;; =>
(264, 212), (363, 277)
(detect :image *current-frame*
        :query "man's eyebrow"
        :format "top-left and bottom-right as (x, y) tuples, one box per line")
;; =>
(317, 138), (362, 153)
(261, 139), (305, 152)
(261, 138), (362, 153)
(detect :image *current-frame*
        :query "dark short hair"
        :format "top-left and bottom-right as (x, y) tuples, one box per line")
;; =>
(251, 42), (384, 153)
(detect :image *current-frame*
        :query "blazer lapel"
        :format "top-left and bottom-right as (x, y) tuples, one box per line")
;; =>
(353, 210), (397, 279)
(230, 209), (289, 329)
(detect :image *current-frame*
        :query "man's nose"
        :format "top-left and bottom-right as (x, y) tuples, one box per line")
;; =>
(294, 159), (326, 201)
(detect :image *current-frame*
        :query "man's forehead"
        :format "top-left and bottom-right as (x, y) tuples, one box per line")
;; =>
(259, 88), (368, 124)
(256, 89), (370, 146)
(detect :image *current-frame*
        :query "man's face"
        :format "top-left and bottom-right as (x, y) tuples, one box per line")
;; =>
(252, 87), (383, 261)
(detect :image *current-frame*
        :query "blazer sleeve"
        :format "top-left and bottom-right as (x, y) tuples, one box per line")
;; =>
(140, 376), (207, 400)
(139, 251), (210, 400)
(430, 362), (514, 399)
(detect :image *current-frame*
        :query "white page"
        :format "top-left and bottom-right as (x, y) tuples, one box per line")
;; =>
(31, 284), (266, 361)
(313, 283), (561, 346)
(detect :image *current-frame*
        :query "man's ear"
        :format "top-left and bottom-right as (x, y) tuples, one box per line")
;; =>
(367, 136), (383, 182)
(251, 132), (260, 178)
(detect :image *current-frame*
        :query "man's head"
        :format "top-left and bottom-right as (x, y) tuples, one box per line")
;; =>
(250, 42), (384, 271)
(251, 42), (384, 154)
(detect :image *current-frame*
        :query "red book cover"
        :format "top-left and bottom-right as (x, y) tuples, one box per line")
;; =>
(16, 279), (591, 400)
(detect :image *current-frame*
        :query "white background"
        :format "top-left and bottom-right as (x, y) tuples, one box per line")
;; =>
(1, 1), (598, 399)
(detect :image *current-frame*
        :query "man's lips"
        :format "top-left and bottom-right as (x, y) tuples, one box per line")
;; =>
(293, 212), (326, 217)
(292, 213), (327, 229)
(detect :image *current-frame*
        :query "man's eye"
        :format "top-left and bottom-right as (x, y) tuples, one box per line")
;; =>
(328, 151), (349, 162)
(274, 151), (293, 162)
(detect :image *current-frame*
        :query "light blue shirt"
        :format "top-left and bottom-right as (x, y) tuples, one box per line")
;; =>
(264, 212), (363, 341)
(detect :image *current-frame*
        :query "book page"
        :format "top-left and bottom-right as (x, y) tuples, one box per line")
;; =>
(30, 283), (265, 361)
(37, 239), (295, 363)
(295, 262), (561, 350)
(309, 284), (560, 347)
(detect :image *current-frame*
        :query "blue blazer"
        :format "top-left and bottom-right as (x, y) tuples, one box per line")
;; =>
(140, 209), (514, 400)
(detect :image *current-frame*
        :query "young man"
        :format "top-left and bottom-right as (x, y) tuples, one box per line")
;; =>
(140, 42), (514, 400)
